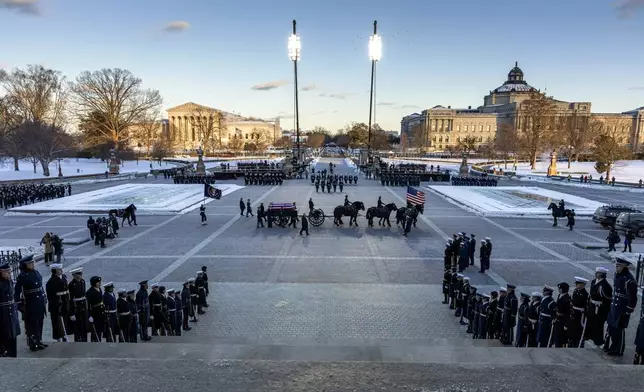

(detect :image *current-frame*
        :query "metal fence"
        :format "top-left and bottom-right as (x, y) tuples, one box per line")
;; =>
(0, 249), (29, 282)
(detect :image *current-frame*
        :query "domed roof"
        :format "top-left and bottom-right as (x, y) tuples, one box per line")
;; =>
(491, 61), (537, 94)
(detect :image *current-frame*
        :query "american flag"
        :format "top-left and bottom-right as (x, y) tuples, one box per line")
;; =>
(406, 186), (425, 205)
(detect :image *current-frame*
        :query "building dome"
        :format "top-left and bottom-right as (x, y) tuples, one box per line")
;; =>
(491, 61), (537, 93)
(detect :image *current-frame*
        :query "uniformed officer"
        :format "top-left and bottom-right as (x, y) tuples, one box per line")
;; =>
(442, 264), (451, 304)
(181, 280), (192, 330)
(102, 282), (118, 342)
(526, 292), (542, 347)
(604, 258), (638, 356)
(501, 284), (518, 345)
(586, 267), (612, 347)
(495, 287), (507, 339)
(537, 285), (555, 347)
(188, 278), (199, 322)
(478, 294), (490, 339)
(466, 286), (478, 333)
(635, 285), (644, 364)
(68, 268), (88, 342)
(149, 283), (164, 336)
(173, 289), (183, 336)
(126, 289), (139, 343)
(14, 258), (47, 351)
(116, 288), (130, 342)
(201, 265), (209, 299)
(553, 282), (571, 347)
(515, 292), (530, 348)
(569, 277), (589, 348)
(195, 272), (207, 314)
(487, 291), (499, 339)
(136, 280), (152, 341)
(200, 204), (207, 226)
(86, 276), (105, 342)
(46, 264), (71, 342)
(166, 288), (177, 336)
(0, 262), (20, 357)
(459, 277), (471, 325)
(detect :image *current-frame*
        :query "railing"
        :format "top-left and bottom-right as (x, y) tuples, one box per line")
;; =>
(0, 249), (31, 282)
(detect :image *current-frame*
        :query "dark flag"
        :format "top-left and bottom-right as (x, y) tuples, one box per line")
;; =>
(204, 184), (222, 199)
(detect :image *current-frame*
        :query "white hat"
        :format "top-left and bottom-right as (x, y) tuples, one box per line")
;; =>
(543, 285), (554, 292)
(196, 271), (204, 275)
(117, 288), (127, 294)
(483, 294), (490, 299)
(70, 267), (83, 275)
(49, 264), (63, 270)
(151, 283), (159, 288)
(499, 287), (507, 292)
(103, 281), (114, 288)
(188, 278), (195, 283)
(574, 277), (589, 284)
(463, 277), (470, 281)
(485, 237), (491, 241)
(457, 273), (464, 278)
(595, 267), (609, 274)
(167, 288), (175, 293)
(531, 292), (542, 298)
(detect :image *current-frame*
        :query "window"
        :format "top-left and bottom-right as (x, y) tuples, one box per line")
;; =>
(245, 134), (248, 139)
(456, 125), (461, 131)
(446, 137), (450, 142)
(439, 144), (443, 149)
(486, 125), (490, 132)
(464, 125), (468, 132)
(479, 125), (483, 131)
(478, 136), (483, 142)
(439, 137), (443, 142)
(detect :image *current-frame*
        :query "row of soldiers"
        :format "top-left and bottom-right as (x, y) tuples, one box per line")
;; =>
(450, 176), (498, 186)
(444, 233), (492, 273)
(0, 259), (211, 357)
(442, 257), (644, 363)
(379, 173), (422, 187)
(312, 174), (358, 193)
(172, 174), (219, 184)
(1, 183), (72, 210)
(244, 171), (285, 186)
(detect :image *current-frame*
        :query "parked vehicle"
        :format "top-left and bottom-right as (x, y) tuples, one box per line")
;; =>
(592, 205), (641, 228)
(615, 212), (644, 237)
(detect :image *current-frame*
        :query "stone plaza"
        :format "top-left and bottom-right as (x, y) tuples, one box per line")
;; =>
(1, 158), (643, 391)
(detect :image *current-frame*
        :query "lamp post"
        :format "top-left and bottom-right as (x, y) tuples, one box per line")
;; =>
(288, 20), (301, 162)
(367, 20), (382, 161)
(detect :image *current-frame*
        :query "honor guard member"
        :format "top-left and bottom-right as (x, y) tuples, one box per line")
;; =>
(537, 285), (555, 347)
(148, 283), (164, 336)
(188, 278), (199, 322)
(181, 280), (192, 330)
(448, 268), (458, 309)
(487, 291), (499, 339)
(466, 286), (478, 333)
(459, 277), (471, 325)
(442, 263), (451, 304)
(159, 286), (172, 335)
(0, 263), (20, 357)
(453, 274), (464, 316)
(444, 240), (453, 270)
(344, 195), (350, 207)
(201, 266), (209, 299)
(14, 258), (47, 351)
(173, 289), (182, 336)
(553, 282), (572, 347)
(377, 196), (383, 208)
(501, 284), (518, 345)
(568, 277), (589, 348)
(45, 264), (70, 342)
(496, 287), (507, 339)
(586, 267), (612, 347)
(635, 285), (644, 364)
(166, 289), (177, 336)
(116, 288), (130, 342)
(136, 280), (152, 341)
(478, 294), (490, 339)
(86, 276), (105, 342)
(471, 294), (482, 338)
(195, 272), (207, 314)
(468, 234), (476, 266)
(200, 204), (207, 225)
(309, 198), (314, 212)
(515, 292), (530, 348)
(126, 289), (138, 343)
(68, 268), (88, 342)
(102, 282), (118, 342)
(604, 257), (638, 356)
(527, 292), (542, 347)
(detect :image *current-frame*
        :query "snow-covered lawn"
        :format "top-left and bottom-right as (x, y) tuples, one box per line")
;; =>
(489, 160), (644, 183)
(9, 183), (244, 215)
(0, 158), (178, 181)
(427, 186), (604, 218)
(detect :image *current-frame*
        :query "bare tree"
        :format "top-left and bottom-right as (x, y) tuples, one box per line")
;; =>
(250, 127), (273, 151)
(151, 139), (172, 163)
(274, 136), (292, 149)
(445, 144), (462, 158)
(188, 107), (226, 152)
(346, 122), (369, 149)
(518, 91), (557, 169)
(227, 135), (244, 152)
(70, 68), (162, 150)
(558, 114), (600, 168)
(132, 110), (163, 155)
(21, 121), (72, 176)
(0, 96), (26, 170)
(409, 123), (425, 151)
(458, 135), (478, 154)
(305, 133), (325, 148)
(495, 123), (519, 169)
(592, 128), (632, 181)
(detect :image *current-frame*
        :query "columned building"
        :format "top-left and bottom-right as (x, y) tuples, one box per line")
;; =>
(401, 62), (644, 152)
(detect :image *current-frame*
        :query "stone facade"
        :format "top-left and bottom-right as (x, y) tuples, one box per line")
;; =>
(401, 62), (644, 152)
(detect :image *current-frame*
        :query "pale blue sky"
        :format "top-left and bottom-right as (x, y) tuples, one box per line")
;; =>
(1, 0), (643, 132)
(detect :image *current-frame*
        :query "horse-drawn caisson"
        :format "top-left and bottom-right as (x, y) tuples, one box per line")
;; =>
(266, 202), (298, 228)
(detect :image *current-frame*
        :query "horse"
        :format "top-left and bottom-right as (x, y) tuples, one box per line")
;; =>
(366, 203), (398, 227)
(396, 203), (424, 228)
(108, 204), (138, 227)
(547, 202), (570, 226)
(403, 204), (424, 237)
(333, 201), (365, 226)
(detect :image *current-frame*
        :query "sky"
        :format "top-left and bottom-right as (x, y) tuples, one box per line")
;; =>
(1, 0), (643, 133)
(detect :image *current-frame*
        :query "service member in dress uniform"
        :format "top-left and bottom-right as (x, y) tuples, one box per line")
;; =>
(586, 267), (612, 347)
(487, 291), (499, 339)
(181, 280), (192, 330)
(86, 276), (105, 342)
(454, 274), (464, 317)
(188, 278), (199, 321)
(126, 289), (138, 343)
(136, 280), (152, 341)
(0, 263), (20, 357)
(195, 271), (207, 314)
(166, 288), (177, 336)
(553, 282), (572, 347)
(568, 277), (589, 348)
(14, 258), (47, 351)
(116, 288), (130, 342)
(471, 294), (482, 338)
(45, 263), (70, 342)
(459, 277), (471, 325)
(173, 289), (182, 336)
(515, 292), (530, 348)
(634, 285), (644, 364)
(537, 285), (555, 347)
(478, 294), (490, 339)
(501, 284), (518, 345)
(448, 268), (458, 309)
(604, 257), (638, 356)
(102, 282), (118, 342)
(68, 268), (88, 342)
(495, 287), (507, 339)
(148, 283), (165, 336)
(201, 266), (209, 299)
(526, 292), (542, 347)
(466, 286), (478, 333)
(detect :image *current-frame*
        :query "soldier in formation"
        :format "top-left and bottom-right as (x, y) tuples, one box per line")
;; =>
(172, 173), (218, 184)
(1, 183), (70, 210)
(0, 262), (20, 357)
(451, 176), (498, 186)
(379, 172), (421, 187)
(14, 258), (47, 351)
(244, 171), (284, 186)
(45, 264), (70, 342)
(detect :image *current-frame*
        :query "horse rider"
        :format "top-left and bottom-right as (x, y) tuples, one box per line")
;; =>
(559, 199), (565, 211)
(344, 195), (351, 207)
(377, 196), (383, 208)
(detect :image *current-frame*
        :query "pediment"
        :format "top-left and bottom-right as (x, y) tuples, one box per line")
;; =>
(166, 102), (217, 113)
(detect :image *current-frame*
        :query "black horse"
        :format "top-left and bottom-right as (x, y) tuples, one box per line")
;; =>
(402, 204), (424, 237)
(333, 201), (365, 226)
(547, 202), (570, 227)
(366, 203), (398, 227)
(396, 204), (424, 228)
(108, 204), (138, 227)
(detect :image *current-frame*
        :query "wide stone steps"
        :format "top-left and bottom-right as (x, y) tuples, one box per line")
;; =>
(22, 339), (614, 365)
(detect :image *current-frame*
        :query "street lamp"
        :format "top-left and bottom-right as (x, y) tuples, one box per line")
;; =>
(367, 20), (382, 162)
(288, 20), (301, 162)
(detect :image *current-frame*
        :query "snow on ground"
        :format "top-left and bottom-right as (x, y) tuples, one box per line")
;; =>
(489, 160), (644, 183)
(204, 158), (284, 169)
(9, 183), (244, 215)
(0, 244), (43, 259)
(172, 155), (272, 162)
(517, 176), (644, 193)
(343, 158), (357, 170)
(427, 185), (604, 218)
(0, 158), (178, 181)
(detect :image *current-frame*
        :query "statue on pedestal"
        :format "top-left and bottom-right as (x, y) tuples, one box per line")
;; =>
(547, 150), (558, 176)
(459, 153), (470, 176)
(108, 148), (120, 174)
(196, 147), (206, 174)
